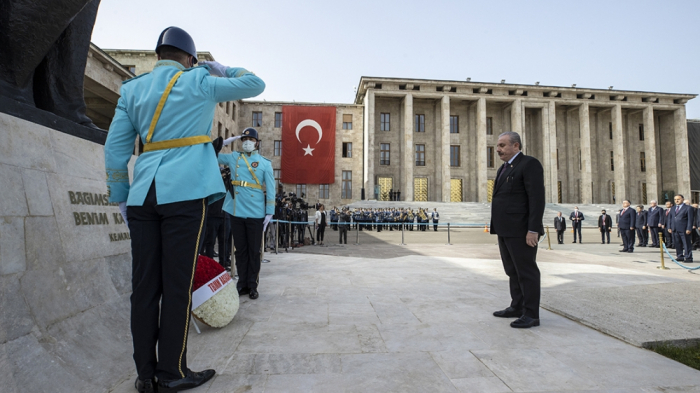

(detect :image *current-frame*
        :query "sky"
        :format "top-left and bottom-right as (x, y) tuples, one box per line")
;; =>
(92, 0), (700, 118)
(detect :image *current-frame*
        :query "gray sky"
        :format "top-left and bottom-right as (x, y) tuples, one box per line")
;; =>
(92, 0), (700, 118)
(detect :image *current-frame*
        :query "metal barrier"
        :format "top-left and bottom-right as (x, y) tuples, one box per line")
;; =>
(661, 242), (700, 271)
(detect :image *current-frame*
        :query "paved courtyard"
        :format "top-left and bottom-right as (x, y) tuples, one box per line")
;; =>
(111, 228), (700, 392)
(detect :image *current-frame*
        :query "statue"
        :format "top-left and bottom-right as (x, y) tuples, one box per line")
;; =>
(0, 0), (101, 127)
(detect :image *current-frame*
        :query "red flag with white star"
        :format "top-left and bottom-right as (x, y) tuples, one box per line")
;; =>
(281, 106), (336, 184)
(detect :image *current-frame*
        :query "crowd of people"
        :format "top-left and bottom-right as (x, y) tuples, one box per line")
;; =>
(328, 207), (441, 232)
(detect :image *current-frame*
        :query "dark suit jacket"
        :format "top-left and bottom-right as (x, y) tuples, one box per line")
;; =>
(554, 216), (566, 231)
(569, 211), (584, 226)
(661, 208), (671, 227)
(618, 208), (636, 229)
(490, 153), (545, 237)
(668, 204), (694, 233)
(634, 211), (648, 229)
(598, 214), (612, 231)
(646, 206), (662, 227)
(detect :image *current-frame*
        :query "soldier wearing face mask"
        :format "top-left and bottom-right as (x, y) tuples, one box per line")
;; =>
(217, 127), (274, 300)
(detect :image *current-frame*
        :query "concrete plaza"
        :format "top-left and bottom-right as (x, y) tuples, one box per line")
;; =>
(111, 228), (700, 392)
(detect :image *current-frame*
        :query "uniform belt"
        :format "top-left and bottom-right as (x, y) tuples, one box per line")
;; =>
(143, 135), (212, 152)
(231, 180), (263, 190)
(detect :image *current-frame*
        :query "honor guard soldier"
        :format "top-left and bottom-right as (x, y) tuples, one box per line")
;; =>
(104, 27), (265, 393)
(217, 127), (274, 300)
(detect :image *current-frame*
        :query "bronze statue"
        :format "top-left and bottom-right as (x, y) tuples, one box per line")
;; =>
(0, 0), (101, 127)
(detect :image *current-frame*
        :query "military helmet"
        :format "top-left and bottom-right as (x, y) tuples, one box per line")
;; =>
(241, 127), (260, 141)
(156, 27), (198, 64)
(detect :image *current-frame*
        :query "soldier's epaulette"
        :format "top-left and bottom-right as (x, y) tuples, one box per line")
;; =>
(122, 72), (149, 85)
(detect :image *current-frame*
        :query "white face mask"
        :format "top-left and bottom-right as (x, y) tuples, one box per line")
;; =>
(242, 140), (256, 153)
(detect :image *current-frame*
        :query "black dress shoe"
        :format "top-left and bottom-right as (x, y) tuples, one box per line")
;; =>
(249, 288), (259, 299)
(510, 316), (540, 328)
(627, 250), (634, 253)
(237, 287), (250, 296)
(158, 369), (216, 393)
(677, 257), (685, 262)
(493, 307), (523, 318)
(135, 378), (156, 393)
(619, 249), (628, 252)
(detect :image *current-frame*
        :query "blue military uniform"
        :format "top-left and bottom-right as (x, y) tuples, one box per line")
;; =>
(104, 52), (265, 383)
(217, 146), (274, 294)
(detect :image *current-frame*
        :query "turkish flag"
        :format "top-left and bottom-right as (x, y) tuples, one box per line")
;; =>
(281, 106), (336, 184)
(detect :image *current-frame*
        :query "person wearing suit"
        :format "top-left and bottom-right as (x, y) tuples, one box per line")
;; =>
(569, 207), (584, 243)
(667, 195), (694, 261)
(490, 132), (545, 329)
(554, 212), (566, 244)
(598, 209), (612, 244)
(617, 200), (636, 253)
(661, 201), (674, 248)
(635, 206), (648, 247)
(646, 200), (662, 248)
(691, 202), (699, 251)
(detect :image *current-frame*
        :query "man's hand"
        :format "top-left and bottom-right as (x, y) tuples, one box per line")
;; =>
(200, 60), (228, 77)
(668, 229), (672, 233)
(118, 201), (128, 227)
(642, 226), (646, 229)
(687, 230), (692, 235)
(526, 232), (538, 247)
(263, 214), (273, 232)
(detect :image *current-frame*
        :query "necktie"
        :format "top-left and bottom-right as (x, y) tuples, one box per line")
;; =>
(676, 206), (680, 213)
(497, 163), (507, 184)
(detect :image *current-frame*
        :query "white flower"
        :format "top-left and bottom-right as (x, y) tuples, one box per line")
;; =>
(192, 283), (239, 328)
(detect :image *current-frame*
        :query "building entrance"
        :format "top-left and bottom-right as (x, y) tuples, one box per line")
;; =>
(414, 177), (428, 202)
(450, 179), (463, 202)
(378, 177), (392, 201)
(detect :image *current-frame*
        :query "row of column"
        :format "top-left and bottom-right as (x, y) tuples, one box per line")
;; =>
(364, 91), (691, 204)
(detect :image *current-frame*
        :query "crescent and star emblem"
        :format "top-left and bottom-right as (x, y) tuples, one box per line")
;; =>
(295, 119), (323, 156)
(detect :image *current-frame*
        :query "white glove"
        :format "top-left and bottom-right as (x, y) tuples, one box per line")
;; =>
(223, 135), (242, 146)
(200, 60), (228, 77)
(263, 214), (273, 232)
(118, 201), (129, 227)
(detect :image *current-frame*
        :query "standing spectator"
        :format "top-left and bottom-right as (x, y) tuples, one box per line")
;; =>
(618, 200), (636, 253)
(667, 195), (694, 262)
(314, 205), (327, 245)
(598, 209), (612, 244)
(693, 203), (700, 250)
(554, 212), (566, 244)
(338, 208), (350, 244)
(635, 205), (648, 247)
(661, 201), (674, 249)
(569, 206), (584, 243)
(490, 131), (545, 329)
(646, 200), (662, 248)
(432, 208), (440, 231)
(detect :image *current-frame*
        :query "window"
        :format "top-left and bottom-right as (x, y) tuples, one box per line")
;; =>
(342, 142), (352, 158)
(296, 184), (307, 198)
(342, 171), (352, 199)
(274, 140), (282, 156)
(380, 143), (390, 165)
(252, 111), (262, 127)
(123, 65), (136, 74)
(609, 122), (613, 140)
(415, 114), (425, 132)
(639, 124), (644, 141)
(556, 148), (559, 170)
(380, 113), (391, 131)
(578, 150), (582, 171)
(231, 103), (235, 120)
(640, 152), (646, 172)
(415, 144), (425, 166)
(343, 114), (353, 130)
(610, 151), (614, 171)
(486, 117), (493, 135)
(487, 146), (495, 168)
(319, 184), (329, 199)
(274, 112), (282, 128)
(450, 145), (460, 167)
(274, 169), (281, 192)
(217, 122), (222, 138)
(225, 128), (229, 140)
(225, 102), (230, 114)
(450, 115), (459, 133)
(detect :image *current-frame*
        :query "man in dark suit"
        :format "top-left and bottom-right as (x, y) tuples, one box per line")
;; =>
(661, 201), (674, 248)
(598, 209), (612, 244)
(554, 212), (566, 244)
(569, 207), (584, 243)
(490, 132), (545, 329)
(646, 200), (662, 248)
(667, 195), (694, 262)
(618, 200), (636, 253)
(635, 205), (648, 247)
(691, 202), (699, 251)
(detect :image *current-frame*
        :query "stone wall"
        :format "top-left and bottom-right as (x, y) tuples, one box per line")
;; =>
(0, 113), (133, 392)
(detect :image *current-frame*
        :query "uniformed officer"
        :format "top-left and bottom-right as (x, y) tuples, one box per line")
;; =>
(218, 127), (274, 300)
(104, 27), (264, 393)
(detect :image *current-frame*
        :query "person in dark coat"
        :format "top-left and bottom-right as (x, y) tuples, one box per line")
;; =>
(667, 195), (694, 262)
(569, 207), (584, 243)
(598, 209), (612, 244)
(661, 201), (674, 248)
(553, 212), (566, 244)
(490, 132), (545, 329)
(635, 205), (648, 247)
(618, 200), (636, 253)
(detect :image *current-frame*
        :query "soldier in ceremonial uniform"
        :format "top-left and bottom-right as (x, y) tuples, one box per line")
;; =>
(104, 27), (264, 393)
(218, 128), (274, 300)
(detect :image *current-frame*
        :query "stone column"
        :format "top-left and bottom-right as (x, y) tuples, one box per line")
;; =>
(579, 102), (593, 203)
(440, 95), (451, 202)
(611, 104), (627, 201)
(541, 101), (558, 203)
(402, 93), (414, 201)
(674, 106), (691, 197)
(642, 105), (658, 202)
(477, 97), (488, 202)
(363, 90), (375, 199)
(511, 99), (522, 133)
